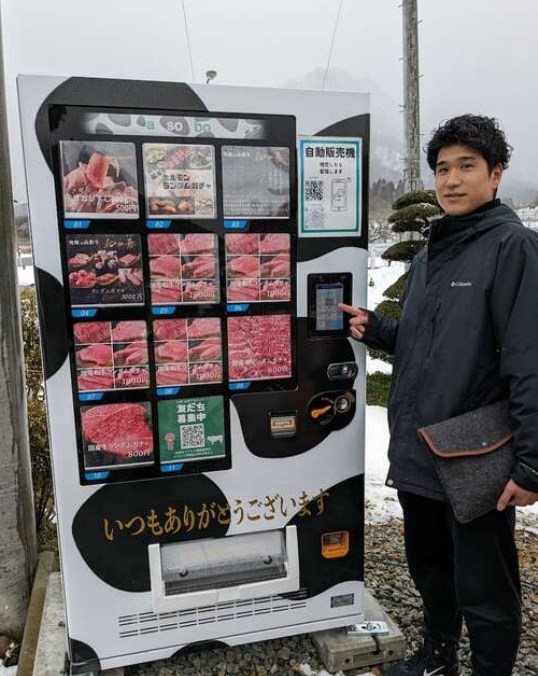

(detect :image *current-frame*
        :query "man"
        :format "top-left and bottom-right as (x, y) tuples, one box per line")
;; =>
(340, 115), (538, 676)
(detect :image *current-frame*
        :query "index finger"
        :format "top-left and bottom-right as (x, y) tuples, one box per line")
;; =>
(338, 303), (364, 317)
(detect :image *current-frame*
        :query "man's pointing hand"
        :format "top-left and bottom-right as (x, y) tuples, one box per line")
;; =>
(338, 303), (370, 341)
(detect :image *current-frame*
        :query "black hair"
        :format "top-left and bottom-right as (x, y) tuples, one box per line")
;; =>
(425, 114), (512, 173)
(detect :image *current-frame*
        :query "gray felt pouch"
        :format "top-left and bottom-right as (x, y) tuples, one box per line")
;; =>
(418, 401), (514, 524)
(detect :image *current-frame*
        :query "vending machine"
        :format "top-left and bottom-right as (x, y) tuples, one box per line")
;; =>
(18, 76), (369, 673)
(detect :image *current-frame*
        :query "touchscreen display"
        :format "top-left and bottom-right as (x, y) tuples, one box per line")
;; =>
(315, 283), (344, 331)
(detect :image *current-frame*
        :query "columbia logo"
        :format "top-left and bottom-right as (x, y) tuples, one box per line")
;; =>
(451, 281), (472, 287)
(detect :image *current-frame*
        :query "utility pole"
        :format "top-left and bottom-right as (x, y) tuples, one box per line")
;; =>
(402, 0), (421, 192)
(0, 4), (38, 637)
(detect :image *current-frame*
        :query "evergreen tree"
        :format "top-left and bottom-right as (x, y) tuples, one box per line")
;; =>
(366, 189), (441, 405)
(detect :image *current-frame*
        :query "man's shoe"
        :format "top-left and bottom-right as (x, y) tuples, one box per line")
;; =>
(384, 638), (459, 676)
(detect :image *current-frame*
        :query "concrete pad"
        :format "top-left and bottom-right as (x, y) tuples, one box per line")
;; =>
(30, 571), (124, 675)
(32, 572), (67, 676)
(17, 551), (57, 676)
(310, 588), (406, 672)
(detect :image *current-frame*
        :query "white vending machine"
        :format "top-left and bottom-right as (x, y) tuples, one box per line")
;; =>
(18, 76), (370, 673)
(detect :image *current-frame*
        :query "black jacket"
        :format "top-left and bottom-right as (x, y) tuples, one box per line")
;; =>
(363, 201), (538, 499)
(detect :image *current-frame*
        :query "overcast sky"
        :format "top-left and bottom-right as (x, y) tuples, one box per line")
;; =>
(2, 0), (537, 202)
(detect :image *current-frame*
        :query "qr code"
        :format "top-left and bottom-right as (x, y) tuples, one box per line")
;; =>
(305, 179), (324, 201)
(180, 424), (205, 449)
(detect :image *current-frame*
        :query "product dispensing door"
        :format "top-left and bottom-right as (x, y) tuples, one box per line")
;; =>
(18, 76), (369, 674)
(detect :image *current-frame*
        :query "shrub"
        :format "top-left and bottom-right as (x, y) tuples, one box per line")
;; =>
(20, 289), (57, 551)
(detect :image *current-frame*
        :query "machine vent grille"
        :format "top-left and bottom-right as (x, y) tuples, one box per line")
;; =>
(118, 589), (308, 639)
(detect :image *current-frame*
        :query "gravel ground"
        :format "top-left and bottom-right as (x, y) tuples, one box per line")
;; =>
(126, 515), (538, 676)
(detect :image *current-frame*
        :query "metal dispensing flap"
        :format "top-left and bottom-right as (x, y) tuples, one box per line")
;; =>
(149, 525), (300, 613)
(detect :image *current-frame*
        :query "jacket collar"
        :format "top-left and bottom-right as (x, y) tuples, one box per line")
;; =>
(428, 199), (514, 245)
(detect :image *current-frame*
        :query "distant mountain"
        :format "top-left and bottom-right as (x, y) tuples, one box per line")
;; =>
(283, 67), (404, 183)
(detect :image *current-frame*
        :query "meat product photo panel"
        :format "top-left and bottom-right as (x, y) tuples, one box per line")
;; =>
(66, 233), (145, 307)
(148, 232), (220, 306)
(227, 314), (293, 382)
(152, 317), (223, 388)
(225, 233), (292, 303)
(60, 140), (140, 219)
(79, 401), (155, 471)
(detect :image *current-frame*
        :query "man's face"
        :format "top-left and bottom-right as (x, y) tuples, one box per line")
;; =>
(434, 144), (503, 216)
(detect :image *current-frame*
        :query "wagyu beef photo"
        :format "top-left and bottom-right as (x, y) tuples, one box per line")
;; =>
(66, 233), (144, 307)
(73, 322), (111, 345)
(227, 315), (292, 382)
(152, 317), (223, 386)
(81, 402), (154, 470)
(61, 141), (139, 219)
(148, 232), (219, 305)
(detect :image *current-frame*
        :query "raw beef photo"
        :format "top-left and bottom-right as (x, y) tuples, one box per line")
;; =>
(260, 279), (291, 301)
(77, 343), (113, 367)
(95, 272), (119, 286)
(153, 319), (187, 341)
(182, 233), (216, 254)
(150, 256), (182, 279)
(260, 255), (290, 278)
(227, 279), (260, 302)
(73, 322), (111, 345)
(114, 367), (150, 389)
(187, 317), (220, 339)
(225, 234), (259, 255)
(69, 270), (96, 288)
(188, 339), (221, 362)
(66, 233), (144, 307)
(183, 280), (218, 302)
(118, 253), (140, 267)
(148, 234), (180, 256)
(151, 280), (182, 304)
(259, 233), (290, 254)
(77, 369), (114, 392)
(111, 321), (146, 343)
(113, 341), (148, 366)
(189, 362), (223, 383)
(155, 341), (188, 363)
(156, 364), (189, 386)
(119, 268), (143, 287)
(61, 141), (139, 219)
(69, 253), (91, 268)
(227, 315), (292, 381)
(81, 402), (154, 468)
(182, 255), (216, 279)
(227, 255), (260, 278)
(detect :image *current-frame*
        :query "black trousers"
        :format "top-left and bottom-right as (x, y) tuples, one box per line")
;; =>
(398, 491), (521, 676)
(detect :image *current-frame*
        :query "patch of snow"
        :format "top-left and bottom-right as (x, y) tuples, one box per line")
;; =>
(367, 356), (392, 374)
(0, 665), (17, 675)
(364, 405), (402, 522)
(298, 665), (376, 676)
(18, 264), (35, 287)
(367, 261), (405, 309)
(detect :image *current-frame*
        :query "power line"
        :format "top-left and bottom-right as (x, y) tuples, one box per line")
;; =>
(322, 0), (344, 90)
(182, 0), (196, 81)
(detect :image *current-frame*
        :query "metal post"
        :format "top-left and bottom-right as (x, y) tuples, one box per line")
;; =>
(0, 2), (38, 637)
